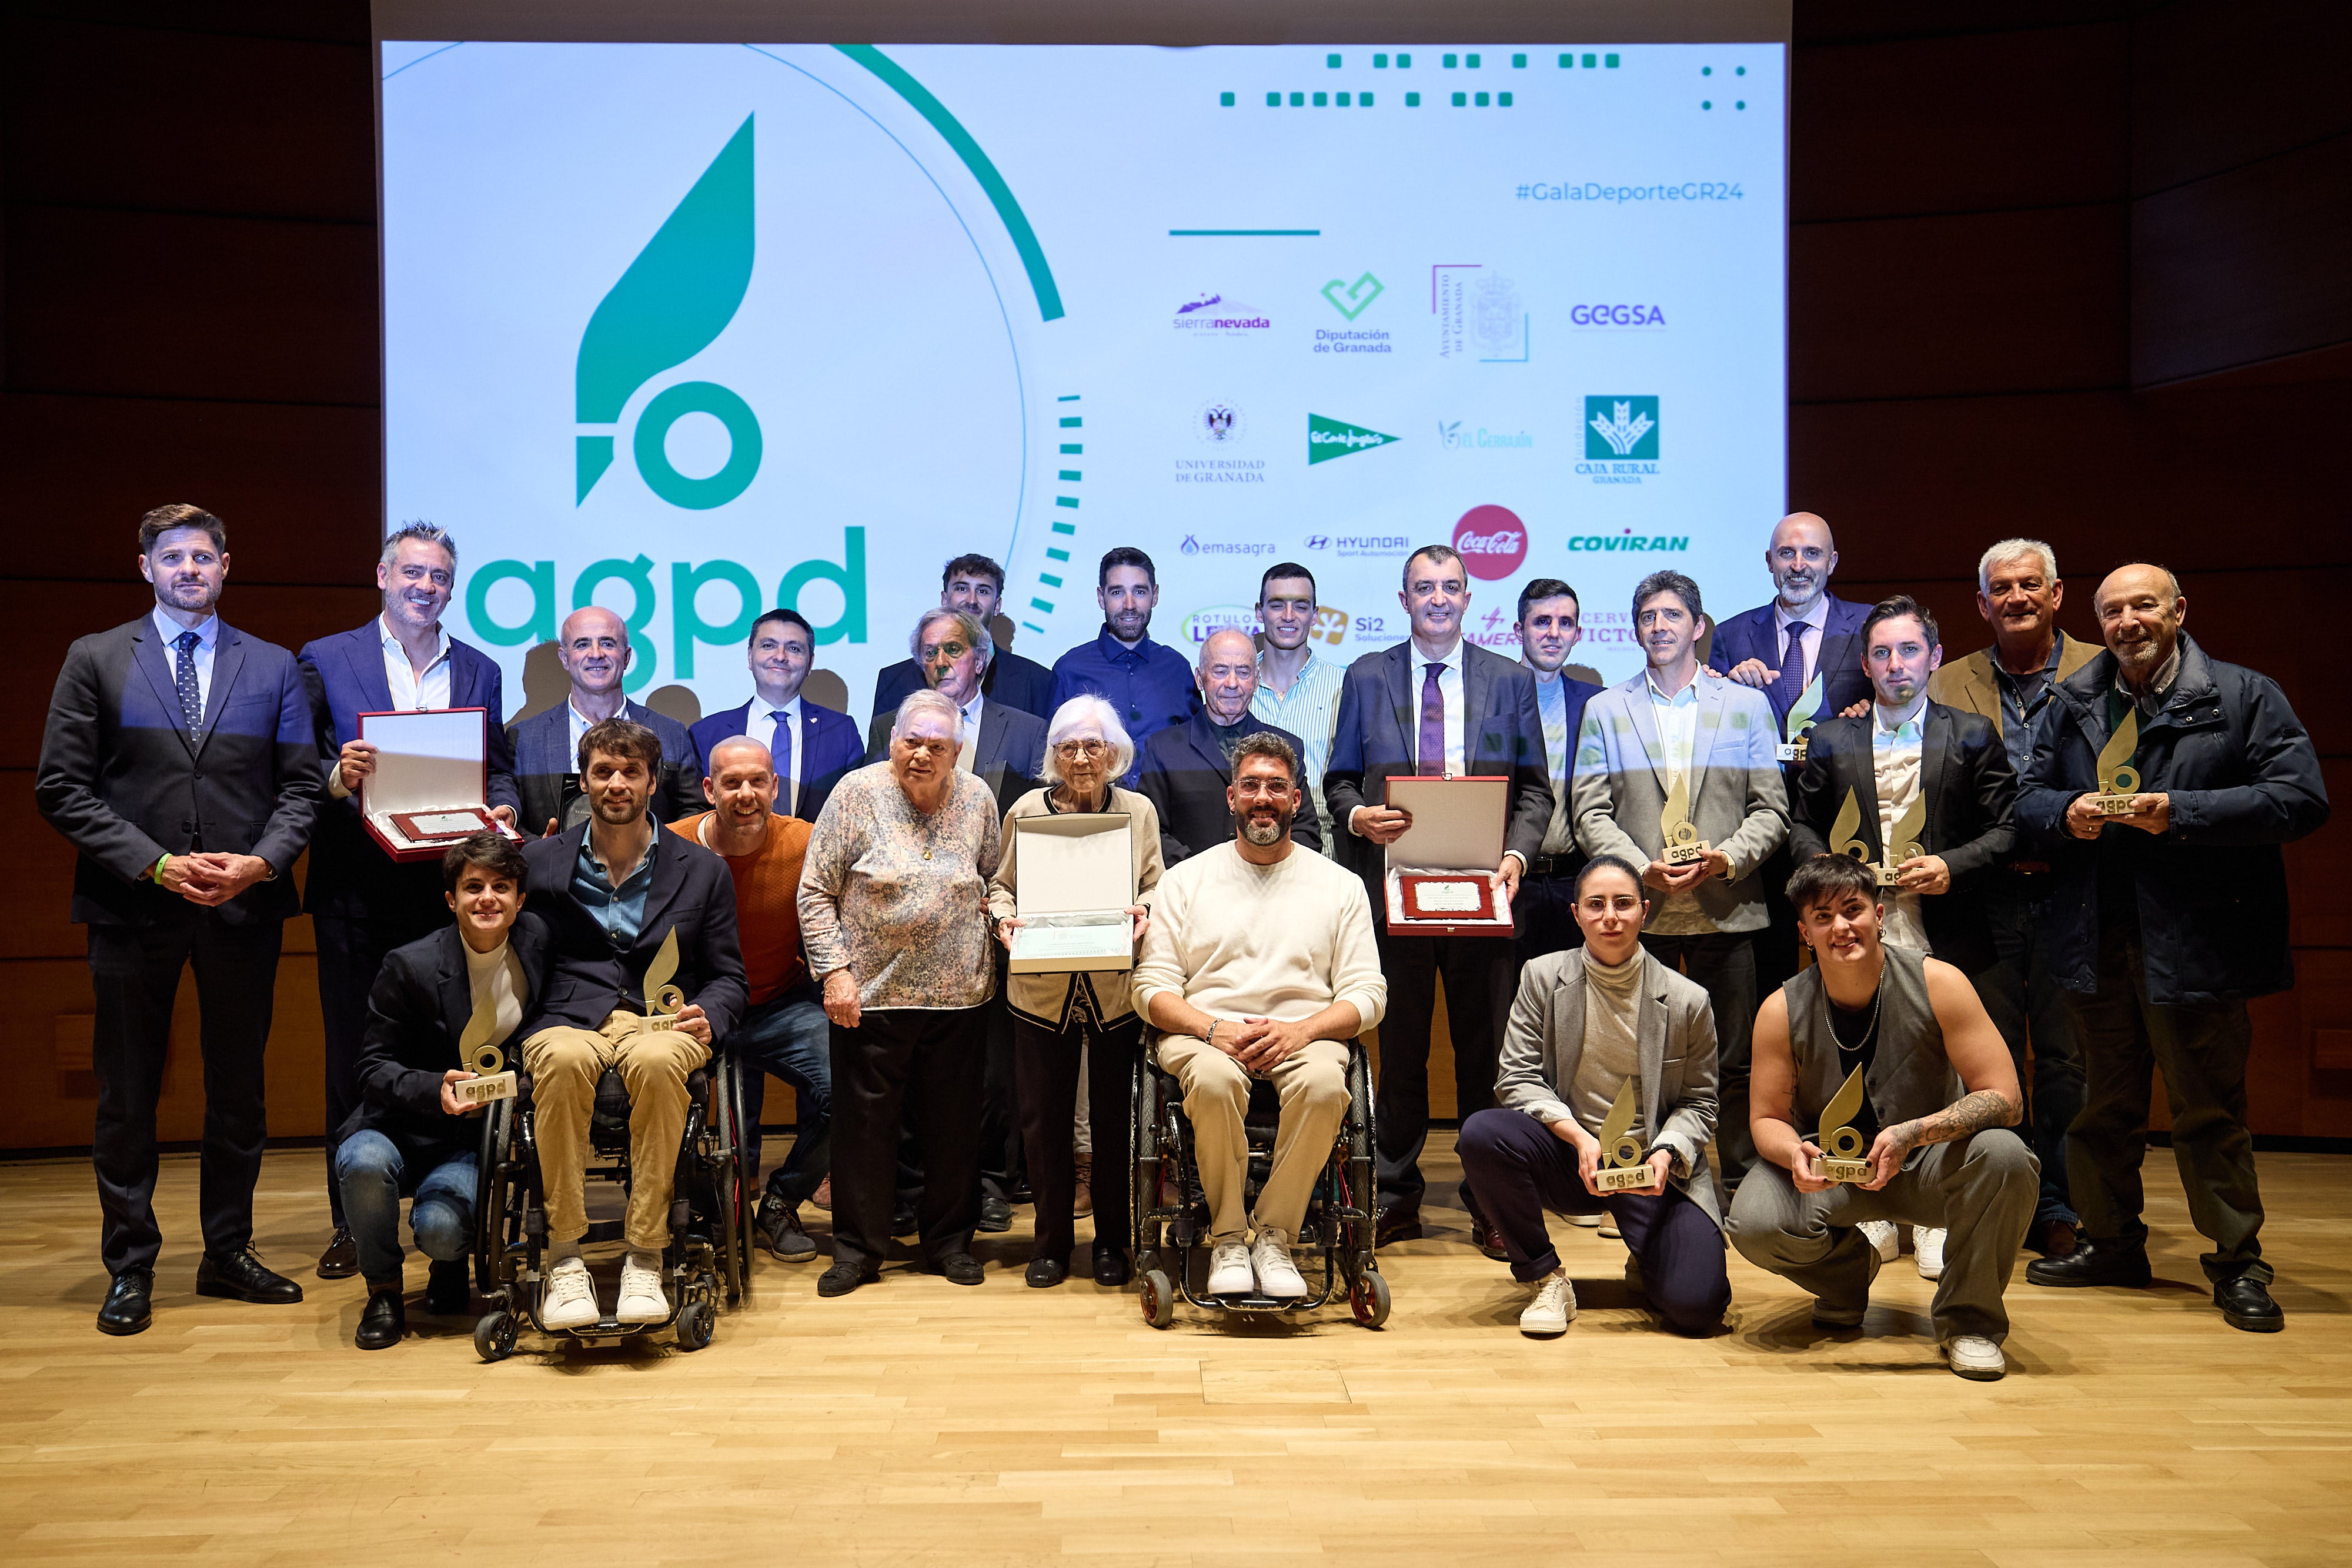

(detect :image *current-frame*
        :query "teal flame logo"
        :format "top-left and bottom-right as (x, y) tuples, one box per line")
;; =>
(576, 115), (760, 508)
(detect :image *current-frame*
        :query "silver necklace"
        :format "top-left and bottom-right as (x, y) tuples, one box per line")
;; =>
(1826, 970), (1884, 1052)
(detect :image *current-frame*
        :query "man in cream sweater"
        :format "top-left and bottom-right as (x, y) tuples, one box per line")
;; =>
(1132, 733), (1387, 1300)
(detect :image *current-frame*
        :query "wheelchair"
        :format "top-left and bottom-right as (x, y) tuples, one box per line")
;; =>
(1128, 1037), (1390, 1329)
(469, 1037), (753, 1359)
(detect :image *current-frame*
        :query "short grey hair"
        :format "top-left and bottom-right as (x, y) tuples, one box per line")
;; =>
(1976, 537), (2057, 594)
(1040, 696), (1135, 787)
(910, 607), (993, 670)
(891, 687), (964, 743)
(382, 521), (457, 570)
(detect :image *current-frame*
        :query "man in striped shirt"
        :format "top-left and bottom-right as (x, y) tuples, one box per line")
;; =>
(1248, 562), (1347, 855)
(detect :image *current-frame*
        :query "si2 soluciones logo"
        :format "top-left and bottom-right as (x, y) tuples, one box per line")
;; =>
(575, 116), (761, 510)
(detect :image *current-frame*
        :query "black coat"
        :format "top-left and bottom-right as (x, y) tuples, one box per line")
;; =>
(1135, 709), (1323, 864)
(2016, 634), (2329, 1004)
(340, 914), (552, 1145)
(521, 821), (748, 1039)
(873, 647), (1057, 723)
(1788, 700), (2018, 975)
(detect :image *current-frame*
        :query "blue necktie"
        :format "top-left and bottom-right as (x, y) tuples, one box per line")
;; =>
(772, 709), (796, 815)
(1771, 621), (1809, 717)
(173, 630), (203, 733)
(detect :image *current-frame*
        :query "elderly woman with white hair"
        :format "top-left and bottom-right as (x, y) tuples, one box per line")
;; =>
(800, 687), (1004, 1297)
(988, 696), (1163, 1288)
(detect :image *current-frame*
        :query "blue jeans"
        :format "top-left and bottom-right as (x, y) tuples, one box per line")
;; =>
(332, 1129), (477, 1286)
(733, 984), (832, 1206)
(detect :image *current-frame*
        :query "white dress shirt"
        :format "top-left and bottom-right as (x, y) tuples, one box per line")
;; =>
(956, 690), (986, 774)
(1770, 597), (1829, 693)
(1412, 637), (1468, 778)
(1645, 668), (1706, 931)
(750, 693), (804, 815)
(151, 606), (219, 716)
(379, 613), (453, 713)
(1531, 668), (1578, 856)
(1872, 694), (1929, 954)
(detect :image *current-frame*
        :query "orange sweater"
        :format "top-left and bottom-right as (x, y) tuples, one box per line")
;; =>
(666, 811), (811, 1004)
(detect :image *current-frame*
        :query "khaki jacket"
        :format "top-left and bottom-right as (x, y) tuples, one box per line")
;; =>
(1926, 633), (2099, 727)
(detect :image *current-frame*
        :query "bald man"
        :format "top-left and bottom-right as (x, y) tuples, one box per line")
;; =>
(1137, 627), (1322, 863)
(2016, 564), (2327, 1332)
(509, 607), (700, 834)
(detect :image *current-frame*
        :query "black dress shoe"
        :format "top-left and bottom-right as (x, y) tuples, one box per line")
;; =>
(2024, 1236), (2151, 1289)
(355, 1286), (405, 1350)
(2216, 1274), (2285, 1332)
(1025, 1255), (1067, 1288)
(977, 1195), (1013, 1233)
(315, 1226), (359, 1280)
(97, 1268), (153, 1336)
(929, 1251), (985, 1285)
(817, 1258), (878, 1297)
(890, 1205), (920, 1238)
(1091, 1243), (1131, 1288)
(1471, 1218), (1510, 1263)
(756, 1192), (818, 1262)
(196, 1247), (304, 1304)
(424, 1259), (471, 1316)
(1375, 1206), (1423, 1246)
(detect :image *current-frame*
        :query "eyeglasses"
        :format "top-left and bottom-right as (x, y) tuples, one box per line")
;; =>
(1054, 740), (1108, 759)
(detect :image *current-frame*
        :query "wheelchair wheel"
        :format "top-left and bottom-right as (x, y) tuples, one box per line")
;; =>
(711, 1064), (750, 1305)
(1138, 1269), (1176, 1330)
(1349, 1268), (1391, 1329)
(676, 1298), (714, 1352)
(473, 1098), (514, 1295)
(1129, 1057), (1161, 1258)
(474, 1309), (517, 1362)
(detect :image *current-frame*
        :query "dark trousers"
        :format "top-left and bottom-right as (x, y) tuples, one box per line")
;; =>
(1511, 869), (1585, 968)
(314, 913), (426, 1223)
(1750, 841), (1802, 1009)
(980, 991), (1025, 1201)
(1973, 879), (2085, 1232)
(2064, 920), (2267, 1283)
(1456, 1108), (1730, 1335)
(831, 1006), (986, 1269)
(1640, 931), (1757, 1186)
(86, 908), (283, 1276)
(1013, 1009), (1143, 1262)
(1372, 928), (1512, 1214)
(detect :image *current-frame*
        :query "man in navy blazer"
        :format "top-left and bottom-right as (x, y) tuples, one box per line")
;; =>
(508, 606), (700, 833)
(1324, 545), (1553, 1246)
(1511, 579), (1605, 964)
(689, 607), (863, 823)
(1139, 628), (1322, 863)
(869, 554), (1056, 723)
(298, 524), (522, 1278)
(36, 504), (325, 1335)
(863, 607), (1048, 816)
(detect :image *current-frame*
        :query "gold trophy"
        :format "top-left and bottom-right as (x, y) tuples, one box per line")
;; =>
(1775, 673), (1825, 764)
(637, 927), (687, 1032)
(1660, 770), (1711, 868)
(449, 992), (518, 1107)
(1813, 1065), (1873, 1183)
(1591, 1078), (1655, 1193)
(1830, 788), (1926, 888)
(2094, 708), (2142, 817)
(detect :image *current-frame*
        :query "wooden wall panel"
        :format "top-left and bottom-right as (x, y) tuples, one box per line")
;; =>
(2128, 2), (2352, 195)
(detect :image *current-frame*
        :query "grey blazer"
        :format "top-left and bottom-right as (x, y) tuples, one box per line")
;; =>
(1569, 671), (1789, 932)
(1494, 947), (1724, 1228)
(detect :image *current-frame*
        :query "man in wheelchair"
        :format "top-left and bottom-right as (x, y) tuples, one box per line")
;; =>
(519, 719), (746, 1330)
(1131, 734), (1386, 1299)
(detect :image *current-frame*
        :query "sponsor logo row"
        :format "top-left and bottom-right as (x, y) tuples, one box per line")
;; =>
(1175, 265), (1668, 364)
(1182, 397), (1663, 474)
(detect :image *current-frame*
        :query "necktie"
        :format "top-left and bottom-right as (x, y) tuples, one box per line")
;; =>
(1417, 662), (1446, 777)
(1770, 621), (1809, 716)
(173, 630), (204, 733)
(771, 708), (796, 816)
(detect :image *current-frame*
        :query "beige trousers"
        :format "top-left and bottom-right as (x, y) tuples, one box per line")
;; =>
(1155, 1035), (1349, 1242)
(524, 1012), (710, 1253)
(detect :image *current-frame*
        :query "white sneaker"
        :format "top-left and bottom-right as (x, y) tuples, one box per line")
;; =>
(1566, 1211), (1603, 1228)
(1251, 1228), (1307, 1299)
(1944, 1333), (2006, 1380)
(1519, 1271), (1577, 1336)
(1598, 1216), (1623, 1241)
(615, 1252), (669, 1324)
(1915, 1226), (1947, 1281)
(1857, 1218), (1900, 1263)
(1206, 1239), (1254, 1298)
(541, 1255), (599, 1330)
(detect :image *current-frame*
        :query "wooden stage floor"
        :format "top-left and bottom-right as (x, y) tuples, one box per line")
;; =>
(3, 1138), (2348, 1566)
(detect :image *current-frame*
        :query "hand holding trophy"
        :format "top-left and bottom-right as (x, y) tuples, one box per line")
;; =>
(2094, 708), (2143, 817)
(1813, 1065), (1873, 1183)
(449, 993), (518, 1108)
(1830, 788), (1925, 888)
(1659, 771), (1711, 869)
(1775, 673), (1824, 765)
(641, 927), (687, 1025)
(1591, 1078), (1656, 1193)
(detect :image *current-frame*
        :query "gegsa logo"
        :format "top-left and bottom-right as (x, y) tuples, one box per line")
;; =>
(1569, 303), (1668, 327)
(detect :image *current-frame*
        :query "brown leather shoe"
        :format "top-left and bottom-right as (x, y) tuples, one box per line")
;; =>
(315, 1225), (359, 1280)
(2030, 1218), (2080, 1259)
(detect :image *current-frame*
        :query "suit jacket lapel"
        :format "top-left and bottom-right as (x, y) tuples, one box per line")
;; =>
(1850, 722), (1885, 860)
(1553, 962), (1587, 1091)
(1383, 644), (1414, 768)
(346, 624), (395, 715)
(637, 831), (687, 957)
(131, 620), (197, 756)
(1686, 677), (1726, 817)
(1621, 674), (1668, 794)
(976, 702), (1007, 775)
(1636, 954), (1669, 1135)
(1920, 705), (1954, 850)
(435, 927), (475, 1047)
(195, 629), (249, 755)
(1460, 646), (1490, 768)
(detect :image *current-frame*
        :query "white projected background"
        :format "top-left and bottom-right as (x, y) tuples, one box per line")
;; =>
(381, 41), (1785, 720)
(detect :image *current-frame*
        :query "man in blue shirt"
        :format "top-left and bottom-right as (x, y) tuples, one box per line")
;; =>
(1050, 547), (1200, 787)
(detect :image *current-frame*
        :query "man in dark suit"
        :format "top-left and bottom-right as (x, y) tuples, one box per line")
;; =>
(298, 522), (522, 1279)
(1325, 544), (1552, 1248)
(518, 717), (747, 1330)
(333, 833), (547, 1349)
(869, 553), (1055, 723)
(1511, 579), (1603, 964)
(1138, 627), (1321, 863)
(864, 608), (1047, 816)
(36, 503), (325, 1336)
(508, 606), (699, 833)
(689, 607), (864, 821)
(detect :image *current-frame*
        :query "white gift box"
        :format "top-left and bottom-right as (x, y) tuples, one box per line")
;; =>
(1382, 775), (1515, 937)
(357, 708), (515, 862)
(1010, 811), (1137, 974)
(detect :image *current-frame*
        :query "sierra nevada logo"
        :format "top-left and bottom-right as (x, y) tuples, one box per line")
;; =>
(1585, 396), (1659, 460)
(575, 116), (760, 509)
(1307, 413), (1398, 465)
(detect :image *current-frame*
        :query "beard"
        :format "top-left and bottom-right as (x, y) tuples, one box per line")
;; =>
(1239, 805), (1292, 846)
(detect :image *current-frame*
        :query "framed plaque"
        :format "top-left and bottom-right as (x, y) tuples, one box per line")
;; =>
(1010, 812), (1137, 974)
(1381, 775), (1514, 936)
(358, 708), (516, 862)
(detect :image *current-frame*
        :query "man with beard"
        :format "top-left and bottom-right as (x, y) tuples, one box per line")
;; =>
(1248, 563), (1347, 852)
(510, 607), (700, 833)
(688, 608), (864, 824)
(1512, 579), (1603, 964)
(2017, 564), (2328, 1332)
(1139, 627), (1321, 863)
(1132, 734), (1386, 1300)
(1050, 547), (1200, 787)
(298, 523), (521, 1278)
(871, 555), (1056, 722)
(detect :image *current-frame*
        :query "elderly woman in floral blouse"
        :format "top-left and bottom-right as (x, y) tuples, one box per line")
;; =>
(801, 688), (1004, 1297)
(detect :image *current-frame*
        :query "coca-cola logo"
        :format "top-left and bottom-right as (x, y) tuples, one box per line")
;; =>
(1451, 504), (1528, 580)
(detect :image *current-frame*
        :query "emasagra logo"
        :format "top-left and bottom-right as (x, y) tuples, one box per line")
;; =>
(1308, 413), (1398, 465)
(575, 115), (760, 509)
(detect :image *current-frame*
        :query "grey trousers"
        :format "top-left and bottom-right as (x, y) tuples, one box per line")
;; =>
(1728, 1130), (2038, 1344)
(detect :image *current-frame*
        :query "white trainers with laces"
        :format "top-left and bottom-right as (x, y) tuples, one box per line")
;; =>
(1251, 1228), (1308, 1298)
(541, 1255), (599, 1330)
(1944, 1333), (2006, 1380)
(1519, 1271), (1577, 1336)
(615, 1251), (669, 1324)
(1914, 1226), (1948, 1280)
(1857, 1218), (1900, 1263)
(1206, 1239), (1254, 1298)
(1566, 1211), (1603, 1228)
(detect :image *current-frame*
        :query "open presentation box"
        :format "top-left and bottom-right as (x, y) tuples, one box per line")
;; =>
(1382, 775), (1515, 937)
(1009, 812), (1137, 974)
(358, 708), (517, 861)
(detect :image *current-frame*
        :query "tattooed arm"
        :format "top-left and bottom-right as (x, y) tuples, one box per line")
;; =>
(1859, 959), (2023, 1190)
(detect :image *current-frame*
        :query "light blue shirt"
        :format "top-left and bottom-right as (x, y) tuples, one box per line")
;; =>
(151, 606), (220, 716)
(1250, 647), (1345, 851)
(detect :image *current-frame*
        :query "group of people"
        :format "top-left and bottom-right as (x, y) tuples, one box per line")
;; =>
(37, 503), (2326, 1380)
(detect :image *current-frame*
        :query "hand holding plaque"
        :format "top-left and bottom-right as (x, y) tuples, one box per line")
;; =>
(1775, 673), (1824, 764)
(1591, 1079), (1656, 1193)
(1659, 771), (1711, 868)
(2094, 708), (2143, 817)
(448, 992), (518, 1108)
(1812, 1065), (1873, 1184)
